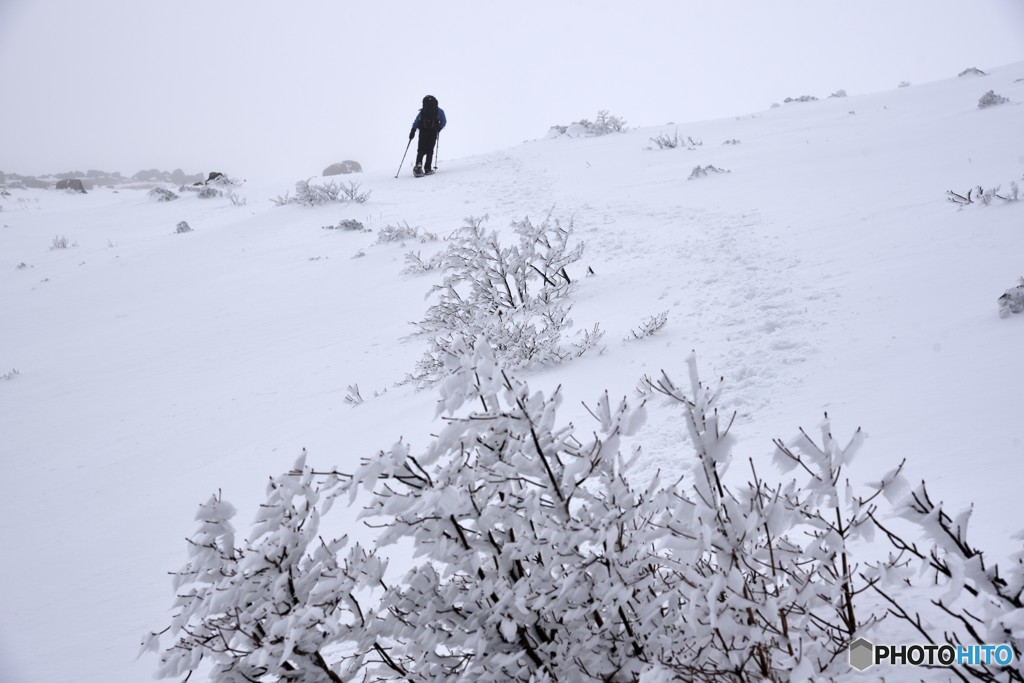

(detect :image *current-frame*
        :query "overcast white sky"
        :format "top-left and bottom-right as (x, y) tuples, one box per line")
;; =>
(1, 0), (1022, 179)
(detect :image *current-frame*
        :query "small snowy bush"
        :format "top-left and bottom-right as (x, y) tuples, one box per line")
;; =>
(50, 234), (70, 249)
(783, 95), (818, 104)
(649, 130), (701, 150)
(829, 89), (847, 98)
(196, 186), (221, 199)
(688, 164), (730, 180)
(338, 181), (371, 203)
(978, 90), (1010, 108)
(175, 221), (192, 234)
(375, 221), (432, 244)
(947, 180), (1019, 206)
(273, 179), (371, 207)
(409, 213), (601, 385)
(345, 383), (364, 405)
(344, 383), (385, 406)
(998, 277), (1024, 317)
(549, 110), (627, 138)
(625, 311), (668, 340)
(959, 67), (988, 77)
(588, 109), (627, 134)
(322, 218), (367, 231)
(402, 250), (444, 274)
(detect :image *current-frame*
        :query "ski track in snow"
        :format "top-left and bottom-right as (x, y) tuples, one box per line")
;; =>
(487, 147), (834, 419)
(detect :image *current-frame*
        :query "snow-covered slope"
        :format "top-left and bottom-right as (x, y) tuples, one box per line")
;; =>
(1, 63), (1022, 683)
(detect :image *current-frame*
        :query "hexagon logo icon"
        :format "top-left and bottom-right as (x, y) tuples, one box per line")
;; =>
(849, 638), (874, 671)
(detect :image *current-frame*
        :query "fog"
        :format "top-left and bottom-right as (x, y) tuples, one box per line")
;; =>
(2, 0), (1022, 179)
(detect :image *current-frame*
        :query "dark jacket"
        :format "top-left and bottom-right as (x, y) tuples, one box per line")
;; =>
(411, 108), (447, 135)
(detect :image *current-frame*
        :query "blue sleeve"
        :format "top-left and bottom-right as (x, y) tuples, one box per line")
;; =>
(411, 112), (421, 130)
(439, 108), (447, 130)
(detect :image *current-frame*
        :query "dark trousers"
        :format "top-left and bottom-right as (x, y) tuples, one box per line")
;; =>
(415, 130), (439, 170)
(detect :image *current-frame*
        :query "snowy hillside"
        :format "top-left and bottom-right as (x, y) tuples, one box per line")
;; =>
(2, 63), (1023, 682)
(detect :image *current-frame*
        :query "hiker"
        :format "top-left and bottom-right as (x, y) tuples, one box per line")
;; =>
(409, 95), (446, 177)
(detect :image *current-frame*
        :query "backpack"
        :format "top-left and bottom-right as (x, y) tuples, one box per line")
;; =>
(419, 95), (440, 133)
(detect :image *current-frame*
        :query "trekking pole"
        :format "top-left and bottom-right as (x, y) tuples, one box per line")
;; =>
(395, 138), (412, 178)
(434, 132), (441, 169)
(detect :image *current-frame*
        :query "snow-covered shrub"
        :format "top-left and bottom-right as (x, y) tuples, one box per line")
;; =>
(338, 180), (371, 203)
(589, 109), (627, 134)
(344, 383), (385, 406)
(142, 458), (387, 682)
(722, 138), (741, 145)
(409, 214), (601, 386)
(345, 383), (364, 405)
(273, 179), (371, 207)
(196, 186), (221, 199)
(227, 190), (246, 206)
(323, 218), (367, 231)
(998, 277), (1024, 317)
(947, 181), (1019, 206)
(978, 90), (1010, 108)
(959, 67), (988, 77)
(175, 221), (192, 234)
(829, 89), (847, 98)
(402, 250), (444, 274)
(50, 234), (69, 249)
(649, 131), (679, 149)
(548, 110), (627, 138)
(151, 348), (920, 682)
(688, 164), (730, 180)
(625, 311), (668, 340)
(649, 130), (701, 150)
(147, 187), (178, 202)
(869, 482), (1024, 679)
(374, 221), (426, 244)
(2, 368), (19, 381)
(638, 364), (905, 680)
(784, 95), (818, 104)
(899, 80), (911, 88)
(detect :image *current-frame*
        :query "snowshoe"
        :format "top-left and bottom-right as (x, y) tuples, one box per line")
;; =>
(425, 168), (435, 176)
(413, 165), (424, 177)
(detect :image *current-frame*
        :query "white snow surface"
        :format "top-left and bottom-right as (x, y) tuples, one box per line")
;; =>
(2, 63), (1024, 682)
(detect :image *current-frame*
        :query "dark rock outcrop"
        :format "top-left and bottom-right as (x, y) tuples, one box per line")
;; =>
(55, 178), (87, 193)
